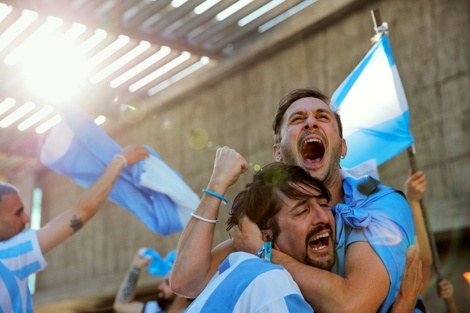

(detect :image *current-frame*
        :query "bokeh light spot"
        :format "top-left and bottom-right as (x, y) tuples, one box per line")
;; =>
(464, 272), (470, 285)
(119, 95), (147, 123)
(161, 118), (173, 130)
(189, 128), (209, 150)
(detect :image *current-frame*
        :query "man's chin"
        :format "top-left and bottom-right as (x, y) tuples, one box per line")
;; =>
(305, 254), (335, 271)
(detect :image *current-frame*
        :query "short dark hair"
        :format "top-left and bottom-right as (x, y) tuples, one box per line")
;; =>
(272, 88), (343, 143)
(227, 162), (330, 242)
(0, 182), (19, 203)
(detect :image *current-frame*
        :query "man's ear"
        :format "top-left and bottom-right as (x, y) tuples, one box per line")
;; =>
(341, 138), (347, 158)
(261, 229), (273, 242)
(273, 144), (282, 162)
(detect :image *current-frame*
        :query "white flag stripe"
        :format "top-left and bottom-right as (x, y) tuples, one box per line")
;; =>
(332, 34), (414, 171)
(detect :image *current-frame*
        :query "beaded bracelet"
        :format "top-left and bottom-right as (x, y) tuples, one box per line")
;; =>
(191, 212), (218, 224)
(202, 189), (228, 205)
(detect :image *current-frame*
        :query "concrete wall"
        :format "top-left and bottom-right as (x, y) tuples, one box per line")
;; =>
(31, 0), (470, 311)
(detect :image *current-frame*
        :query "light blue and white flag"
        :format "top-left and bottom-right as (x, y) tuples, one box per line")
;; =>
(331, 34), (414, 178)
(40, 104), (199, 236)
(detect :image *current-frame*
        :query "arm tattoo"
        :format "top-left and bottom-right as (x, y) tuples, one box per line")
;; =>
(69, 215), (84, 233)
(116, 265), (141, 303)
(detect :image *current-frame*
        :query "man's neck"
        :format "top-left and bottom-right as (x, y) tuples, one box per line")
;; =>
(325, 173), (345, 206)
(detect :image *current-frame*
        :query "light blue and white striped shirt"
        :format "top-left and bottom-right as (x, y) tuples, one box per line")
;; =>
(185, 252), (313, 313)
(0, 230), (47, 313)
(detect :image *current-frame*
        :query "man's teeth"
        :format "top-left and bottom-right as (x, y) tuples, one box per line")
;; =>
(312, 233), (329, 241)
(305, 138), (321, 143)
(311, 245), (326, 251)
(310, 233), (329, 251)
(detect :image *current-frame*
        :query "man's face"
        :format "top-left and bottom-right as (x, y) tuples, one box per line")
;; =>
(0, 194), (30, 241)
(273, 97), (346, 185)
(156, 276), (176, 307)
(272, 185), (336, 270)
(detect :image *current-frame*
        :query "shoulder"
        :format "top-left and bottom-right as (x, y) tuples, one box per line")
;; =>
(1, 229), (37, 248)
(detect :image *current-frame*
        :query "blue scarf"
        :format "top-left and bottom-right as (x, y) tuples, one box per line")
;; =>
(332, 176), (415, 313)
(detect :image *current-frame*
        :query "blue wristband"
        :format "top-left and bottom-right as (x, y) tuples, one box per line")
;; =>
(202, 189), (228, 205)
(264, 242), (272, 261)
(257, 245), (265, 258)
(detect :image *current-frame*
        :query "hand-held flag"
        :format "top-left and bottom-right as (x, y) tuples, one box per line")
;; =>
(331, 34), (414, 175)
(40, 105), (199, 235)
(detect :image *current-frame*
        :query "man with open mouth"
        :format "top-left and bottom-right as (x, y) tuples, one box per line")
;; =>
(172, 88), (424, 312)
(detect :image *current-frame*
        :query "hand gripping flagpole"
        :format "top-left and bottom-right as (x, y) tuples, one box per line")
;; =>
(407, 145), (443, 280)
(371, 8), (443, 280)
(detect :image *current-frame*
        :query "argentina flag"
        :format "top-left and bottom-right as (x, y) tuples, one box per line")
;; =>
(331, 34), (414, 175)
(40, 105), (199, 236)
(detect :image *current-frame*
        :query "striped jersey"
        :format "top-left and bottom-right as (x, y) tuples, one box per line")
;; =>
(1, 230), (47, 313)
(185, 252), (313, 313)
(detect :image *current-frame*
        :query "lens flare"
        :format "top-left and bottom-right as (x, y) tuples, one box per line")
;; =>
(161, 118), (173, 130)
(188, 128), (209, 150)
(119, 95), (147, 123)
(464, 272), (470, 284)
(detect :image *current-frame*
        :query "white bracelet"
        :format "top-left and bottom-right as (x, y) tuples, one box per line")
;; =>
(114, 154), (127, 167)
(191, 212), (218, 224)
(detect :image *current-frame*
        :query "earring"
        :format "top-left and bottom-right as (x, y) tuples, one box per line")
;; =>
(340, 155), (345, 159)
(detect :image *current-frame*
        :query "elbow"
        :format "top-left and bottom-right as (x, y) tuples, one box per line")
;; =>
(170, 275), (203, 299)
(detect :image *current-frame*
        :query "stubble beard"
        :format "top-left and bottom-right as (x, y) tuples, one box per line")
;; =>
(304, 249), (335, 271)
(303, 226), (336, 271)
(277, 140), (342, 185)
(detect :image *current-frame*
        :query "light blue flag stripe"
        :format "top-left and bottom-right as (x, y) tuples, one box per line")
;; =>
(40, 105), (198, 236)
(331, 34), (413, 172)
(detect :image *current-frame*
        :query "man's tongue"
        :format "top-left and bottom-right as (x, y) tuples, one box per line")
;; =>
(301, 140), (325, 164)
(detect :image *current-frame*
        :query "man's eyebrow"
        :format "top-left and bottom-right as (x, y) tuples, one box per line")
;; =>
(316, 108), (333, 115)
(290, 198), (309, 213)
(287, 110), (306, 119)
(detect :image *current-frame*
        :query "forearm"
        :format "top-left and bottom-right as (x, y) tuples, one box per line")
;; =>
(274, 242), (388, 313)
(115, 264), (141, 304)
(389, 294), (417, 313)
(445, 299), (460, 313)
(74, 156), (126, 220)
(38, 157), (125, 253)
(409, 200), (432, 290)
(171, 182), (232, 298)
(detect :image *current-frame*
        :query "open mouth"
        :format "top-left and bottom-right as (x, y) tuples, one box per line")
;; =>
(308, 232), (330, 252)
(301, 138), (325, 164)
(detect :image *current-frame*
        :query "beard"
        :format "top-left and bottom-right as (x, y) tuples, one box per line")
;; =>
(303, 225), (335, 271)
(156, 292), (176, 310)
(277, 133), (343, 185)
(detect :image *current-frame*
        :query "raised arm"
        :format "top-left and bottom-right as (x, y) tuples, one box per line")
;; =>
(37, 145), (149, 254)
(114, 249), (151, 313)
(438, 279), (460, 313)
(170, 147), (248, 298)
(405, 170), (432, 291)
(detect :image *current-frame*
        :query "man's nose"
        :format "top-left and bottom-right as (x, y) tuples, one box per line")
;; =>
(23, 212), (30, 223)
(311, 206), (330, 224)
(304, 117), (318, 130)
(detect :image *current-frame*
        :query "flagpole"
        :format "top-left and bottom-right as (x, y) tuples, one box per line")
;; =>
(370, 8), (443, 280)
(407, 145), (443, 279)
(370, 8), (388, 44)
